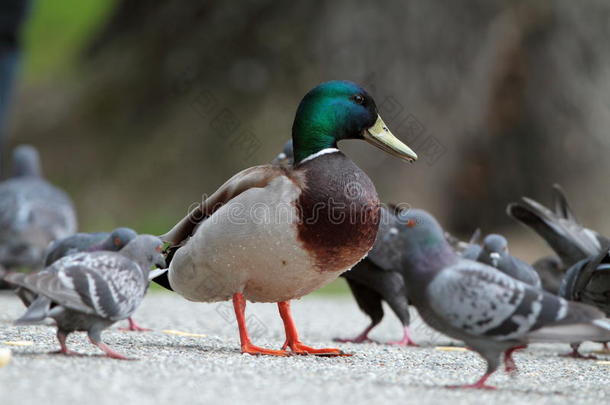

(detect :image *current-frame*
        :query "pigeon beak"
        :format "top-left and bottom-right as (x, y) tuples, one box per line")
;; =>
(148, 267), (168, 281)
(490, 252), (501, 267)
(364, 115), (417, 162)
(272, 152), (290, 166)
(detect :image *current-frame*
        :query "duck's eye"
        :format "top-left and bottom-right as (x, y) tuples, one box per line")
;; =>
(353, 94), (365, 105)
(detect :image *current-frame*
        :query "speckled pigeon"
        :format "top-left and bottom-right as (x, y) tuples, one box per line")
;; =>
(4, 235), (165, 360)
(398, 208), (610, 389)
(508, 185), (610, 293)
(0, 146), (77, 276)
(558, 249), (610, 357)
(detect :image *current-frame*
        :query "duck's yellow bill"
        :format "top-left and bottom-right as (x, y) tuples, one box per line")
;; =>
(364, 115), (417, 162)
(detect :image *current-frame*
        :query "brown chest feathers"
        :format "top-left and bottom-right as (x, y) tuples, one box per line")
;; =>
(295, 152), (380, 272)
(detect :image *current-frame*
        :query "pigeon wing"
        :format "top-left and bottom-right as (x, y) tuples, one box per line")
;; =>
(427, 261), (589, 341)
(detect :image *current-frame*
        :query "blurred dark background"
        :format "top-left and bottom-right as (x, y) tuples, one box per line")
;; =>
(2, 0), (610, 268)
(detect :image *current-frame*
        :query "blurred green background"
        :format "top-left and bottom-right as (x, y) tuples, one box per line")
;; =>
(4, 1), (610, 294)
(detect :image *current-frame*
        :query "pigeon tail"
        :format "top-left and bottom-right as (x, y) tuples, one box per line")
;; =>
(14, 295), (51, 325)
(526, 300), (610, 343)
(507, 198), (599, 266)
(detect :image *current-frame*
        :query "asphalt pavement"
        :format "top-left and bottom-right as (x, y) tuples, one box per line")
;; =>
(1, 291), (609, 405)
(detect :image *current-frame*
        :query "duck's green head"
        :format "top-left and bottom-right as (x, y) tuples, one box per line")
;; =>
(291, 80), (417, 165)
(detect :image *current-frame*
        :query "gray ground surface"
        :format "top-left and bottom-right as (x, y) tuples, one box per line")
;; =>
(1, 291), (609, 405)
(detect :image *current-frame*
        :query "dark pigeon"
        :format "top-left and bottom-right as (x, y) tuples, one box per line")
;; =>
(508, 184), (610, 293)
(0, 146), (77, 275)
(3, 235), (165, 360)
(334, 204), (415, 346)
(44, 228), (137, 266)
(476, 234), (542, 288)
(271, 139), (293, 167)
(451, 228), (482, 261)
(397, 209), (610, 389)
(558, 249), (610, 357)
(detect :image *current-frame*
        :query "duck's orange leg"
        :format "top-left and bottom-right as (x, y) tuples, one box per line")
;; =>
(232, 293), (288, 356)
(278, 300), (348, 356)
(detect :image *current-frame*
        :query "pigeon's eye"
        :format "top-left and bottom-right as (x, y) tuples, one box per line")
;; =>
(406, 219), (417, 228)
(155, 245), (163, 253)
(114, 237), (121, 245)
(353, 94), (365, 105)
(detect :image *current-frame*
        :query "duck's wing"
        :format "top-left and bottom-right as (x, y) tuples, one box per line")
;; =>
(160, 165), (289, 247)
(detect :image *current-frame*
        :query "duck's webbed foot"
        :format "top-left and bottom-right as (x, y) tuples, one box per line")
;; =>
(279, 301), (349, 356)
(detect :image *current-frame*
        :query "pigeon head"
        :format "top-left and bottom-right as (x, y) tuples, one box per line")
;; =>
(119, 235), (166, 273)
(11, 145), (41, 178)
(272, 139), (294, 167)
(291, 81), (417, 165)
(107, 227), (138, 250)
(397, 209), (452, 254)
(482, 234), (508, 266)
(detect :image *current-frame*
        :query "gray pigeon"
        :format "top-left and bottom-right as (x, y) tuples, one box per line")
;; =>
(476, 234), (542, 288)
(44, 228), (137, 266)
(271, 139), (293, 166)
(559, 249), (610, 357)
(508, 185), (610, 293)
(19, 227), (147, 332)
(0, 145), (77, 274)
(4, 235), (165, 360)
(334, 204), (415, 346)
(397, 209), (610, 389)
(451, 228), (482, 261)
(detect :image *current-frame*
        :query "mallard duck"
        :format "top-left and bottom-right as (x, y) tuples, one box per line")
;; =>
(160, 80), (417, 356)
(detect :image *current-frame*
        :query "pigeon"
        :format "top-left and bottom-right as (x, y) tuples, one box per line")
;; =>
(450, 228), (482, 261)
(508, 184), (610, 293)
(334, 204), (415, 346)
(44, 227), (137, 266)
(4, 235), (165, 360)
(475, 234), (542, 288)
(271, 139), (293, 166)
(0, 145), (77, 275)
(558, 249), (610, 357)
(17, 227), (148, 332)
(273, 142), (416, 346)
(397, 208), (610, 389)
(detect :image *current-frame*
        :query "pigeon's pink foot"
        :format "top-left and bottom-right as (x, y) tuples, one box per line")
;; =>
(560, 349), (597, 360)
(387, 327), (418, 347)
(50, 348), (81, 356)
(333, 324), (378, 344)
(447, 373), (496, 390)
(119, 318), (152, 332)
(51, 331), (81, 356)
(89, 337), (133, 360)
(503, 345), (526, 373)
